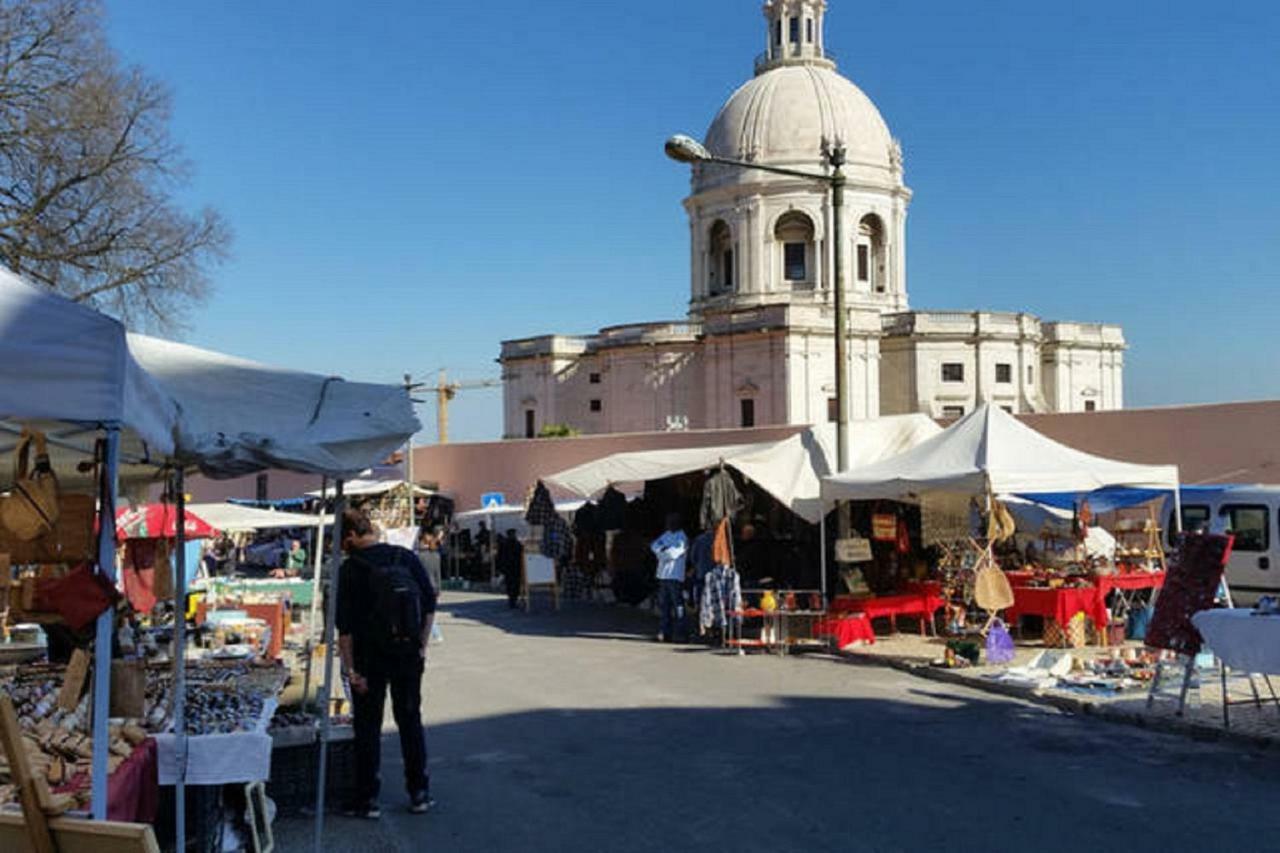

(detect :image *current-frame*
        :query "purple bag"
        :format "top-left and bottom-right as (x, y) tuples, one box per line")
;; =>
(986, 620), (1016, 665)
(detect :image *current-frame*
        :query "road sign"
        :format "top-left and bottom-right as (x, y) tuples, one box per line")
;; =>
(481, 492), (506, 509)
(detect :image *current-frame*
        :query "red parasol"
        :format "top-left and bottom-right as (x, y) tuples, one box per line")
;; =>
(116, 504), (219, 541)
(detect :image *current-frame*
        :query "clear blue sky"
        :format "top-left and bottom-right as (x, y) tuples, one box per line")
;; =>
(104, 0), (1280, 443)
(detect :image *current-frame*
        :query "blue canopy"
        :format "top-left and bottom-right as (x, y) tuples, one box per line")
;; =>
(1015, 484), (1235, 513)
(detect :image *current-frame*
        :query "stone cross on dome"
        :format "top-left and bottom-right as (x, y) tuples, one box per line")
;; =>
(759, 0), (835, 75)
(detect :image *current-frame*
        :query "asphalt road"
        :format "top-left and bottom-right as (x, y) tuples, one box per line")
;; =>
(277, 592), (1280, 852)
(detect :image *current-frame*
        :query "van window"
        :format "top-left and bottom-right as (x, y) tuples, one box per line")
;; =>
(1169, 505), (1210, 545)
(1220, 505), (1270, 552)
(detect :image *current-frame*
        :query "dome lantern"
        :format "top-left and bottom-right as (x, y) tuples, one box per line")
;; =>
(757, 0), (835, 75)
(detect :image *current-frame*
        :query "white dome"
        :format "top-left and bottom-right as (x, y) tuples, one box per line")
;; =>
(703, 64), (897, 180)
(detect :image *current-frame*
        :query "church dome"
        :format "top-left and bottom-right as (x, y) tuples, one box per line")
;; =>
(703, 64), (897, 180)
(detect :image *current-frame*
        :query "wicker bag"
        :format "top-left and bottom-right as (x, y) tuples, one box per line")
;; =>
(1, 430), (60, 541)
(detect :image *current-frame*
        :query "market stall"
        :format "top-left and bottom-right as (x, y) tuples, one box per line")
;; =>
(0, 269), (420, 850)
(545, 417), (943, 649)
(820, 404), (1181, 648)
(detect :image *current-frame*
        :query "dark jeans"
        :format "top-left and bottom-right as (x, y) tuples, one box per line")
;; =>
(351, 654), (429, 804)
(657, 579), (684, 640)
(503, 572), (521, 608)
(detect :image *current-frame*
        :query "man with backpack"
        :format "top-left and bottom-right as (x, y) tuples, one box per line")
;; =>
(336, 507), (438, 819)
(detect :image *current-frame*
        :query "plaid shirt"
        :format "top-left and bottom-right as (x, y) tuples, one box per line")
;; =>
(700, 565), (742, 631)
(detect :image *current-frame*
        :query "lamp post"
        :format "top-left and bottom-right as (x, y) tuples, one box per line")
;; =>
(664, 135), (851, 472)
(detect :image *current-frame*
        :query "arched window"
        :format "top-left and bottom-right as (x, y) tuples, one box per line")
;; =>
(708, 220), (734, 295)
(857, 214), (887, 293)
(774, 211), (815, 286)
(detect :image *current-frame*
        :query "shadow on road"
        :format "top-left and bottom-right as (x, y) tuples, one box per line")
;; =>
(439, 592), (663, 643)
(277, 685), (1280, 853)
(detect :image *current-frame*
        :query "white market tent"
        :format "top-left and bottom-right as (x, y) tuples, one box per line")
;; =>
(546, 414), (942, 524)
(187, 502), (333, 532)
(129, 335), (418, 479)
(0, 269), (418, 848)
(305, 478), (434, 498)
(821, 403), (1181, 503)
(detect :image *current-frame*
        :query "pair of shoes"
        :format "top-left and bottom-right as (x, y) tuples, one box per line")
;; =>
(409, 791), (437, 815)
(342, 801), (382, 820)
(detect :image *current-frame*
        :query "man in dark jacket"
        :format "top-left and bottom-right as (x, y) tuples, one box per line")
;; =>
(496, 529), (524, 609)
(336, 508), (438, 819)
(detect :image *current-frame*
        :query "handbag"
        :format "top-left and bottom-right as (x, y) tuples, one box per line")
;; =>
(41, 563), (119, 632)
(985, 620), (1016, 664)
(1, 430), (60, 541)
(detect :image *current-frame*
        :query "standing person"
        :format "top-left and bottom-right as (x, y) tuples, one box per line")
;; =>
(496, 529), (524, 609)
(651, 514), (689, 643)
(336, 508), (437, 819)
(286, 539), (308, 575)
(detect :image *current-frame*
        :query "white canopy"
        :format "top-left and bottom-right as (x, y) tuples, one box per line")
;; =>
(546, 415), (942, 524)
(187, 502), (331, 532)
(821, 403), (1180, 502)
(128, 335), (419, 479)
(305, 478), (434, 499)
(0, 269), (178, 458)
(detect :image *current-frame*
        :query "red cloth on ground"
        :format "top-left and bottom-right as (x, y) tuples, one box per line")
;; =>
(1005, 585), (1109, 630)
(814, 614), (875, 648)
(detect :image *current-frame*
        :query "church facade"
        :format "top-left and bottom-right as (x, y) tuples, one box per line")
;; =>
(500, 0), (1125, 439)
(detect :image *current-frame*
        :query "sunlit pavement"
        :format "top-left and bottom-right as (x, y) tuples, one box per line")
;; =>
(276, 592), (1280, 852)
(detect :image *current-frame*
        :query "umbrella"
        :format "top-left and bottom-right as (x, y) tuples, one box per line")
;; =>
(116, 504), (219, 541)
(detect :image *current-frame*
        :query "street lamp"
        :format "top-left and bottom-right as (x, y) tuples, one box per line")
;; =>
(664, 133), (851, 473)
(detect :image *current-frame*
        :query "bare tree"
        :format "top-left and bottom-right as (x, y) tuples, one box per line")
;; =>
(0, 0), (229, 330)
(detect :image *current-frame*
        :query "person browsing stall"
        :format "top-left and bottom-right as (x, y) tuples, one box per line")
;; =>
(651, 514), (689, 642)
(336, 507), (437, 819)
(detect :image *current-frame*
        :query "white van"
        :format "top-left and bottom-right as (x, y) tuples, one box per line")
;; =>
(1168, 486), (1280, 606)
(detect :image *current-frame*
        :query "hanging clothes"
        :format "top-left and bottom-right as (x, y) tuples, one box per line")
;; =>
(524, 480), (573, 560)
(711, 517), (733, 568)
(122, 539), (166, 614)
(700, 468), (742, 532)
(701, 564), (743, 632)
(597, 487), (628, 531)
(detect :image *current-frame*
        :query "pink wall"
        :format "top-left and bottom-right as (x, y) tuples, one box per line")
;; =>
(412, 425), (805, 511)
(182, 400), (1280, 509)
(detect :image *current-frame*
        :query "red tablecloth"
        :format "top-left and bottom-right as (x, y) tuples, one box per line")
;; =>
(109, 737), (159, 823)
(814, 614), (876, 648)
(831, 592), (946, 621)
(1006, 585), (1109, 629)
(1097, 571), (1165, 595)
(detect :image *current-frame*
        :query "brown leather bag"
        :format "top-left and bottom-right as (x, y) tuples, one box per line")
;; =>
(1, 430), (60, 541)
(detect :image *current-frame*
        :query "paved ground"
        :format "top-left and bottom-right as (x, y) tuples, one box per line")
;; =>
(278, 593), (1280, 852)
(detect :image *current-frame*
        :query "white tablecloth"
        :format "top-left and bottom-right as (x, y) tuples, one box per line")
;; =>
(1192, 610), (1280, 675)
(155, 698), (277, 786)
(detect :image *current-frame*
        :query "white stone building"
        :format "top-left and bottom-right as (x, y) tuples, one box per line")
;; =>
(500, 0), (1125, 439)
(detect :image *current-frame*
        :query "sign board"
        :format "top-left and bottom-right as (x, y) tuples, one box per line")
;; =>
(524, 554), (556, 586)
(480, 492), (506, 509)
(871, 514), (898, 542)
(835, 537), (873, 564)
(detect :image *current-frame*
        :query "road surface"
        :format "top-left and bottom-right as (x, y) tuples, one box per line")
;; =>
(277, 592), (1280, 852)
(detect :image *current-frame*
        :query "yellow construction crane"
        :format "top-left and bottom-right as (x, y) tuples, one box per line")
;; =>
(433, 369), (501, 444)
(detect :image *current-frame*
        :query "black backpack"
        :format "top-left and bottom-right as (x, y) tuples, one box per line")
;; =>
(358, 550), (424, 654)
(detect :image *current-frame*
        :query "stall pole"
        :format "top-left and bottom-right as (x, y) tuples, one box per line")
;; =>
(308, 478), (330, 638)
(1173, 483), (1184, 534)
(819, 502), (828, 602)
(90, 426), (120, 821)
(174, 469), (189, 852)
(313, 480), (346, 853)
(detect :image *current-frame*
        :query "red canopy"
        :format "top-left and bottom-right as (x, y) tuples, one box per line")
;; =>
(116, 504), (218, 541)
